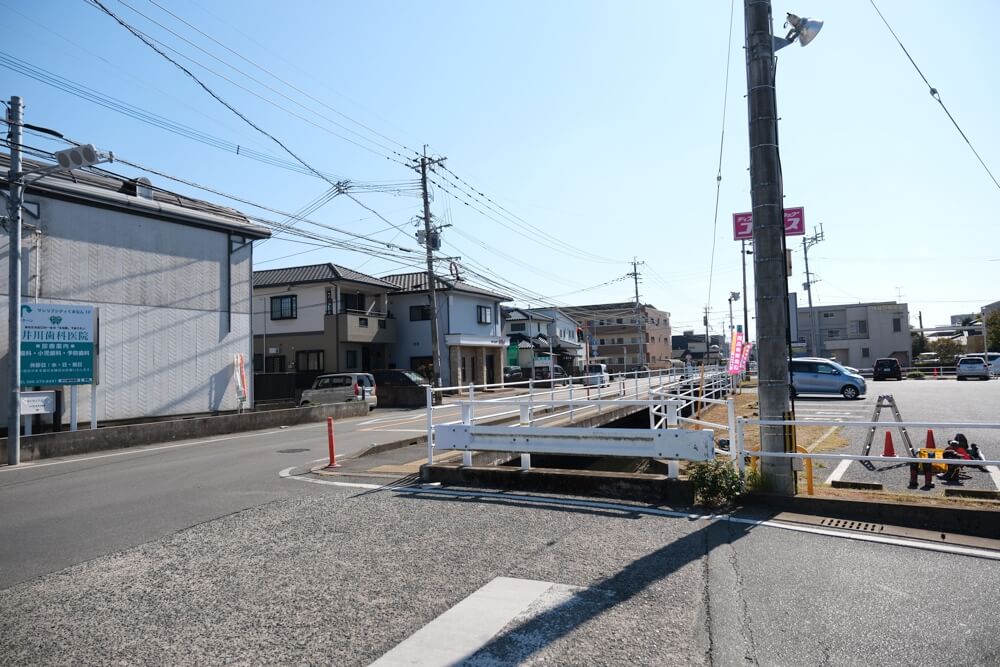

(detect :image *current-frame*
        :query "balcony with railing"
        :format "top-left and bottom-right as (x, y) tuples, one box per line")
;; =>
(334, 308), (395, 343)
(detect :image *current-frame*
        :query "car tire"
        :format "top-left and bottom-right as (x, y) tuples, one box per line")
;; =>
(958, 376), (965, 381)
(841, 385), (860, 400)
(789, 385), (797, 399)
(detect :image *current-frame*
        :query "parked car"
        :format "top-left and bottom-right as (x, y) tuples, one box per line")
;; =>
(371, 369), (427, 387)
(299, 372), (377, 409)
(789, 358), (867, 399)
(503, 366), (524, 383)
(986, 352), (1000, 376)
(956, 356), (990, 381)
(581, 363), (610, 387)
(533, 365), (570, 386)
(873, 357), (903, 381)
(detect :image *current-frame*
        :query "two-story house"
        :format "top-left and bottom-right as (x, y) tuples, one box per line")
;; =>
(251, 263), (397, 375)
(383, 272), (509, 386)
(796, 300), (911, 368)
(1, 154), (268, 426)
(516, 307), (585, 373)
(502, 307), (554, 370)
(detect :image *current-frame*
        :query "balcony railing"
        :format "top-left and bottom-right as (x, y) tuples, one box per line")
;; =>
(334, 311), (395, 343)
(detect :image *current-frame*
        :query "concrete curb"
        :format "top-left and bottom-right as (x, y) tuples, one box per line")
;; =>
(742, 493), (1000, 539)
(1, 402), (367, 463)
(420, 463), (695, 505)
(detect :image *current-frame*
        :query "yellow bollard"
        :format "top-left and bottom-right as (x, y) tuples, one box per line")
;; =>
(796, 445), (814, 495)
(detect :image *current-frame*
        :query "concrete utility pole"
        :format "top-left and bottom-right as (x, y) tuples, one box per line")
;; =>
(744, 0), (795, 494)
(415, 146), (446, 387)
(801, 225), (824, 356)
(6, 96), (24, 466)
(703, 306), (711, 363)
(629, 258), (646, 368)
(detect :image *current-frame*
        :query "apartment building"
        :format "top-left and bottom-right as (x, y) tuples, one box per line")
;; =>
(797, 300), (910, 368)
(566, 302), (672, 372)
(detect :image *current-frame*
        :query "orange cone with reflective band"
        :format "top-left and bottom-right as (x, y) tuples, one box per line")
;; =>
(883, 432), (896, 457)
(925, 429), (936, 449)
(326, 417), (342, 468)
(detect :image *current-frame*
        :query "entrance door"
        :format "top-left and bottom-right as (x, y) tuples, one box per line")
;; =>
(362, 345), (371, 371)
(486, 354), (495, 384)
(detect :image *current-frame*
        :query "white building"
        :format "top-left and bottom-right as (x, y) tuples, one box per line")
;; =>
(383, 273), (509, 386)
(1, 155), (269, 426)
(796, 300), (911, 368)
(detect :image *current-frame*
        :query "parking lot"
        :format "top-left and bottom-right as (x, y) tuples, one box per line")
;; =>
(795, 378), (1000, 497)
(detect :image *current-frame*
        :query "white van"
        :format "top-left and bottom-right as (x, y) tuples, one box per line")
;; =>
(582, 363), (610, 387)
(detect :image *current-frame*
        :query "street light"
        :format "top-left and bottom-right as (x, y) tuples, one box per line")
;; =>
(743, 4), (822, 495)
(728, 291), (741, 337)
(6, 96), (112, 465)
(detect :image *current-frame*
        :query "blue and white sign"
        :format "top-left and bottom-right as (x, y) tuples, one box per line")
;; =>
(20, 303), (96, 386)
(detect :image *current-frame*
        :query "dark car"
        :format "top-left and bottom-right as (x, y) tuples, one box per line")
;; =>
(371, 369), (429, 387)
(503, 366), (524, 383)
(533, 365), (570, 387)
(873, 357), (902, 381)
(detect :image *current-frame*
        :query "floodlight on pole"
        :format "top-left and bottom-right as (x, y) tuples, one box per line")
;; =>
(773, 13), (824, 51)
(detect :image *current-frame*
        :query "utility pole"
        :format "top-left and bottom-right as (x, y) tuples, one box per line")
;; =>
(703, 306), (711, 364)
(415, 146), (446, 387)
(744, 0), (794, 495)
(801, 225), (824, 356)
(628, 258), (646, 368)
(6, 96), (23, 465)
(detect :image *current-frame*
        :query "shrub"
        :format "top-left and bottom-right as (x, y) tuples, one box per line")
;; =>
(688, 459), (742, 508)
(907, 370), (925, 380)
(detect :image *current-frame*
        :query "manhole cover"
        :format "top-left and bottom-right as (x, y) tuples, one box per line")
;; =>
(277, 448), (310, 454)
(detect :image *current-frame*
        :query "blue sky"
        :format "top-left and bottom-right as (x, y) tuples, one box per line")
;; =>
(4, 0), (998, 337)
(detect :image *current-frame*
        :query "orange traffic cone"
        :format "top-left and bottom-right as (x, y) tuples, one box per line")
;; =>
(925, 429), (936, 449)
(883, 432), (896, 457)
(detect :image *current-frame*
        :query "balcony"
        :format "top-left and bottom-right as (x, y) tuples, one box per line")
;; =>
(335, 311), (395, 343)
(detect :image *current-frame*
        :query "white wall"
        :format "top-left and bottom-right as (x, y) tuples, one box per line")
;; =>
(251, 284), (327, 336)
(0, 193), (256, 423)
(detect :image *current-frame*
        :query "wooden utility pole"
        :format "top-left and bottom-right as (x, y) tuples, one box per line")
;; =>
(415, 146), (446, 386)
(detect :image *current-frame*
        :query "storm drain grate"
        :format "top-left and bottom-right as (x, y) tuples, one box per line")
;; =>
(277, 448), (310, 454)
(820, 518), (884, 533)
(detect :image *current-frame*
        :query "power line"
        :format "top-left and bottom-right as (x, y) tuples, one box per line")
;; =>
(869, 0), (1000, 193)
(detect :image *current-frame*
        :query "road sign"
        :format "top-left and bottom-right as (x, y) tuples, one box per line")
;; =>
(20, 303), (96, 386)
(732, 207), (806, 240)
(20, 390), (56, 415)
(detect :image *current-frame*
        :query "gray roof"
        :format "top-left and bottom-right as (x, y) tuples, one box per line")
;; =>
(1, 154), (269, 239)
(382, 272), (511, 301)
(254, 263), (397, 289)
(503, 307), (553, 322)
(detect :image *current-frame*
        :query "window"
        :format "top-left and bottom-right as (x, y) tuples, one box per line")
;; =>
(862, 347), (870, 358)
(378, 319), (387, 329)
(265, 355), (286, 372)
(816, 363), (836, 375)
(358, 317), (369, 328)
(856, 320), (868, 335)
(270, 295), (297, 320)
(599, 338), (605, 345)
(253, 353), (263, 371)
(826, 329), (840, 338)
(325, 288), (334, 315)
(296, 350), (325, 371)
(822, 312), (836, 319)
(345, 350), (358, 369)
(616, 318), (623, 324)
(410, 305), (430, 321)
(510, 323), (525, 332)
(892, 318), (901, 332)
(477, 305), (492, 324)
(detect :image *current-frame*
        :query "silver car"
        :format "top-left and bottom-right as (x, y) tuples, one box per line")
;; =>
(789, 357), (867, 399)
(299, 372), (377, 409)
(956, 356), (990, 381)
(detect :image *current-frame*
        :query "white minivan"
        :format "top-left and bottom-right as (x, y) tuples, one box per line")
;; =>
(582, 363), (610, 387)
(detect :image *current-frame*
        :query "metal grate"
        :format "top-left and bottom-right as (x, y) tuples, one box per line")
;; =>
(276, 448), (310, 454)
(820, 518), (884, 533)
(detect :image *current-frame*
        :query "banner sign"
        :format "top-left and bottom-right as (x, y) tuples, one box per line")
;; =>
(20, 303), (96, 386)
(727, 332), (745, 375)
(733, 207), (806, 240)
(740, 342), (753, 371)
(234, 353), (248, 403)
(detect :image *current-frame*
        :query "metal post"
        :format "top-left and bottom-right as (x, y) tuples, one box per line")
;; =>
(744, 0), (795, 495)
(90, 384), (97, 429)
(727, 398), (738, 462)
(528, 376), (534, 426)
(7, 95), (23, 465)
(70, 385), (78, 431)
(425, 384), (434, 463)
(568, 380), (574, 422)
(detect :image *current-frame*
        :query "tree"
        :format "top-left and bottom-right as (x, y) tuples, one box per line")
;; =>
(910, 328), (928, 356)
(929, 337), (964, 364)
(987, 310), (1000, 352)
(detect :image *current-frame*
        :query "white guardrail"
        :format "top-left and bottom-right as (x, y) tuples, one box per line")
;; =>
(424, 367), (739, 476)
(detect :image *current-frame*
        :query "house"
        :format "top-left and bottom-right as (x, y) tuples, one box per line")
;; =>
(382, 272), (509, 386)
(506, 307), (585, 373)
(1, 154), (269, 426)
(565, 302), (672, 372)
(671, 331), (726, 363)
(251, 263), (398, 377)
(796, 300), (911, 368)
(501, 307), (553, 370)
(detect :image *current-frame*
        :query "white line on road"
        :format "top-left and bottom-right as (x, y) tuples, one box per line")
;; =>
(278, 466), (383, 490)
(987, 465), (1000, 491)
(825, 459), (853, 485)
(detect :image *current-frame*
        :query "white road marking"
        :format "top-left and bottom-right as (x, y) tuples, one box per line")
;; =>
(278, 466), (383, 490)
(825, 459), (853, 485)
(369, 577), (569, 666)
(987, 465), (1000, 491)
(0, 427), (306, 473)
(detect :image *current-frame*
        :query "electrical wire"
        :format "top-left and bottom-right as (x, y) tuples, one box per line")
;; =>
(869, 0), (1000, 192)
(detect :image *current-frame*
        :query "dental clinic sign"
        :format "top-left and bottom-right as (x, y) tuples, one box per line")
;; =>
(20, 303), (96, 386)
